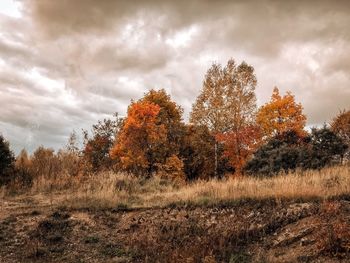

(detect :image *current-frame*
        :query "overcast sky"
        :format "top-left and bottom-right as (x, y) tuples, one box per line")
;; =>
(0, 0), (349, 154)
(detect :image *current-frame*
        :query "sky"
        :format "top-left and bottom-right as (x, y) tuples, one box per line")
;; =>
(0, 0), (349, 154)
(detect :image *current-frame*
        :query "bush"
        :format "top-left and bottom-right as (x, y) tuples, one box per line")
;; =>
(180, 125), (230, 180)
(0, 134), (15, 186)
(157, 155), (185, 183)
(244, 127), (347, 176)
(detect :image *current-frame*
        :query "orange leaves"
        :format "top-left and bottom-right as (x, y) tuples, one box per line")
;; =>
(257, 87), (306, 139)
(331, 110), (350, 144)
(216, 125), (262, 175)
(122, 101), (163, 141)
(110, 101), (167, 175)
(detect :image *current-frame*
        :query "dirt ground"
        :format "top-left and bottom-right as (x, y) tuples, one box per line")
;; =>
(1, 195), (350, 263)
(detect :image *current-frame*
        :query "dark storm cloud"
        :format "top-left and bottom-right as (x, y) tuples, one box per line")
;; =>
(27, 0), (350, 55)
(0, 0), (349, 153)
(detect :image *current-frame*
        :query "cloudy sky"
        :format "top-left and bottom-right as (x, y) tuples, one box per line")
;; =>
(0, 0), (349, 154)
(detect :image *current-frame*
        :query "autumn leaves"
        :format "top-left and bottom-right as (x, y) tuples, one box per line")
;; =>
(0, 58), (348, 187)
(110, 90), (185, 178)
(257, 87), (306, 139)
(109, 58), (312, 178)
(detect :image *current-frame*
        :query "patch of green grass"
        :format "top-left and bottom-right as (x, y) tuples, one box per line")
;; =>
(101, 243), (130, 258)
(112, 203), (130, 212)
(229, 251), (252, 263)
(84, 235), (99, 244)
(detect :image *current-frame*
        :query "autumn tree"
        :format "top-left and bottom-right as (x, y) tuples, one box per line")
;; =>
(257, 87), (306, 139)
(190, 59), (257, 176)
(15, 149), (33, 187)
(110, 101), (167, 176)
(0, 134), (15, 186)
(157, 155), (186, 183)
(66, 130), (80, 154)
(331, 110), (350, 160)
(139, 89), (185, 165)
(180, 125), (218, 180)
(82, 114), (122, 172)
(216, 125), (261, 175)
(30, 146), (60, 179)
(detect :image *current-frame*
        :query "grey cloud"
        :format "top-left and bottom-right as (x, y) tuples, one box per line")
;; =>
(1, 0), (350, 154)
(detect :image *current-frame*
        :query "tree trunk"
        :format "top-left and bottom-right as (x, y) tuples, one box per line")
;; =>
(215, 141), (218, 177)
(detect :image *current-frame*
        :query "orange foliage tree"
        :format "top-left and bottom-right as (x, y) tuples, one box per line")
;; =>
(139, 89), (185, 166)
(331, 110), (350, 145)
(216, 125), (262, 175)
(257, 87), (306, 139)
(331, 109), (350, 160)
(110, 101), (167, 176)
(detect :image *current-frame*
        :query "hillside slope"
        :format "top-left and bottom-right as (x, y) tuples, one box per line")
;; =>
(1, 196), (350, 262)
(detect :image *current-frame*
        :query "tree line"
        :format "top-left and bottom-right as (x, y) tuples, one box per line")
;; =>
(1, 59), (349, 187)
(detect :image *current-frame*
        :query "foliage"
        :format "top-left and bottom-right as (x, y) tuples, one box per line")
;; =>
(157, 155), (186, 183)
(57, 149), (80, 177)
(216, 125), (262, 175)
(0, 134), (15, 186)
(190, 59), (257, 176)
(257, 87), (306, 139)
(190, 59), (257, 133)
(331, 110), (350, 160)
(83, 113), (122, 172)
(139, 89), (185, 164)
(30, 146), (61, 179)
(14, 149), (33, 187)
(179, 125), (228, 180)
(110, 101), (167, 176)
(309, 126), (348, 167)
(244, 130), (308, 175)
(245, 127), (347, 176)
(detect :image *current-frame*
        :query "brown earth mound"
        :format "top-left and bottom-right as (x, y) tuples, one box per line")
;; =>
(1, 197), (350, 262)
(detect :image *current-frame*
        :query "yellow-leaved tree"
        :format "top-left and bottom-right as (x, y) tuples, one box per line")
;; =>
(257, 87), (306, 139)
(190, 59), (257, 176)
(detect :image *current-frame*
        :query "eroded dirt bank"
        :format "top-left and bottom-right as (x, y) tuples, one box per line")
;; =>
(1, 197), (350, 262)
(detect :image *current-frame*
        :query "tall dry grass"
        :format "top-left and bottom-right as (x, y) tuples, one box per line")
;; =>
(57, 165), (350, 209)
(5, 165), (349, 209)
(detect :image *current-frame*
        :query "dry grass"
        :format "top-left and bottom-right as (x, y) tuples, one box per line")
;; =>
(5, 165), (350, 209)
(57, 165), (350, 209)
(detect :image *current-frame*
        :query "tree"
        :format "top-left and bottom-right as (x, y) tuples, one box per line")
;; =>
(244, 130), (309, 176)
(57, 130), (81, 176)
(139, 89), (185, 164)
(331, 110), (350, 160)
(30, 146), (60, 179)
(257, 87), (306, 139)
(310, 126), (348, 167)
(110, 101), (167, 176)
(82, 113), (122, 172)
(157, 155), (186, 183)
(244, 127), (347, 176)
(190, 59), (257, 176)
(0, 134), (15, 186)
(15, 149), (33, 187)
(180, 125), (220, 180)
(66, 130), (79, 154)
(216, 125), (262, 175)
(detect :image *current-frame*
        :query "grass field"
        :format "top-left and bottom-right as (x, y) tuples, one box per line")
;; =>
(7, 165), (347, 209)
